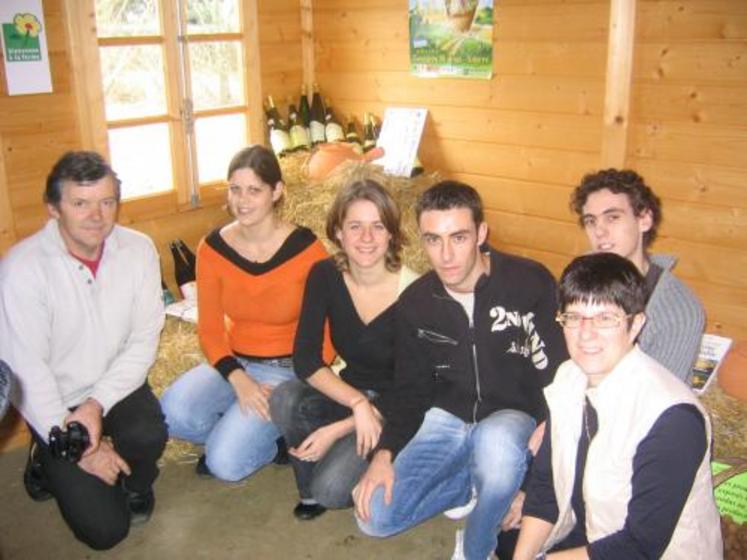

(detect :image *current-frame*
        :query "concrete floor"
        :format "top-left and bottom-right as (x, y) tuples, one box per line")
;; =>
(0, 447), (457, 559)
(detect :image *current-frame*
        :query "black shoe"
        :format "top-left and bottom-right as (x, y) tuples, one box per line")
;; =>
(293, 501), (327, 521)
(126, 488), (155, 526)
(195, 454), (213, 478)
(23, 441), (52, 502)
(273, 437), (290, 465)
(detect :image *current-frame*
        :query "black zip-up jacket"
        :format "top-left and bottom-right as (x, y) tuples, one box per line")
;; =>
(377, 248), (568, 458)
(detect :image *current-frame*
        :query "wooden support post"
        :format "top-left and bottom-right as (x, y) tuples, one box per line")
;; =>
(300, 0), (315, 92)
(243, 0), (265, 146)
(62, 0), (109, 156)
(601, 0), (637, 169)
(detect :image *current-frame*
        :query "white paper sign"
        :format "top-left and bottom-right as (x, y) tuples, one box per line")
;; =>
(0, 0), (53, 95)
(375, 107), (428, 177)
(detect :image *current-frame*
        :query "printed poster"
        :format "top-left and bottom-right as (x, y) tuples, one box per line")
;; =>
(0, 0), (52, 95)
(409, 0), (494, 80)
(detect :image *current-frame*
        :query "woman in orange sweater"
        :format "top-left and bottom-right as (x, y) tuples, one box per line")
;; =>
(161, 145), (331, 481)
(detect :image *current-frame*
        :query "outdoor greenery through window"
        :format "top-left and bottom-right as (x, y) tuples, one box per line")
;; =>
(95, 0), (248, 201)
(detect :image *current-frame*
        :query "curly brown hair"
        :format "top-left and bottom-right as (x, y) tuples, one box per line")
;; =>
(570, 168), (662, 249)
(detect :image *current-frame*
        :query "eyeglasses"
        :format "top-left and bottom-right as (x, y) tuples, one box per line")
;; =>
(556, 312), (630, 329)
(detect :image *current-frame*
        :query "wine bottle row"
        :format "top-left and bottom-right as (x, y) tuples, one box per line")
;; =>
(263, 84), (424, 167)
(264, 84), (424, 177)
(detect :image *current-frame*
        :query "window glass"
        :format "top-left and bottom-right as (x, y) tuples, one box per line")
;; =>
(109, 124), (173, 198)
(195, 114), (247, 183)
(187, 0), (240, 34)
(189, 41), (244, 111)
(100, 45), (167, 120)
(95, 0), (160, 37)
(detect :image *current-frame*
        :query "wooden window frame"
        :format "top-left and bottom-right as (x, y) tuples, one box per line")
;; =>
(63, 0), (265, 222)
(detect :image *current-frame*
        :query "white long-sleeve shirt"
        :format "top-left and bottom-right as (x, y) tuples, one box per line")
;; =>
(0, 220), (164, 436)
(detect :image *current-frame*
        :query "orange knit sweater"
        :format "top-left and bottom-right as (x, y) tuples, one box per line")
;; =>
(196, 226), (334, 377)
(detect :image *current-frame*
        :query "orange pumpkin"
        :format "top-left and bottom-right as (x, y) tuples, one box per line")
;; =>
(307, 143), (385, 180)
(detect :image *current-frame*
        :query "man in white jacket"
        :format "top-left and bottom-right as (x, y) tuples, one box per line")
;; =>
(0, 151), (167, 550)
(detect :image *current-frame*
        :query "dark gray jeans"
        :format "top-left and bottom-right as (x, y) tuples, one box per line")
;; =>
(269, 379), (370, 508)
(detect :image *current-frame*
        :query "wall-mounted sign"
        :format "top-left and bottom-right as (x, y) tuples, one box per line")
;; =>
(0, 0), (52, 95)
(409, 0), (495, 80)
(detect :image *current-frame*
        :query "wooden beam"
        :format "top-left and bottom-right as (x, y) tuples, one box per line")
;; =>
(61, 0), (109, 156)
(243, 0), (265, 146)
(0, 136), (17, 255)
(300, 0), (315, 91)
(601, 0), (637, 168)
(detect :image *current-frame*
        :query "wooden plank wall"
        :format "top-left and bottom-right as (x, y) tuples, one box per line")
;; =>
(313, 0), (747, 340)
(627, 0), (747, 339)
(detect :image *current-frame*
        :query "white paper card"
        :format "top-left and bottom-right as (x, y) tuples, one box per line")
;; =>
(0, 0), (53, 95)
(375, 107), (428, 177)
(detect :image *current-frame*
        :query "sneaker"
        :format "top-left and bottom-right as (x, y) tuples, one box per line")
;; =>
(126, 488), (155, 526)
(23, 441), (52, 502)
(444, 487), (477, 520)
(293, 501), (327, 521)
(195, 454), (213, 478)
(450, 529), (466, 560)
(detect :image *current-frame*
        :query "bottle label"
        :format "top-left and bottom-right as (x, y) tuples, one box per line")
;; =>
(310, 121), (326, 144)
(325, 122), (345, 142)
(270, 129), (292, 155)
(290, 124), (311, 149)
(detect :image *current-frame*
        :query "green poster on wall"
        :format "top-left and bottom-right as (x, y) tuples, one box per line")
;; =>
(409, 1), (494, 80)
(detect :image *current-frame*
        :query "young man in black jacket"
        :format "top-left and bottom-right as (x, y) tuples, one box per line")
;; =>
(353, 181), (567, 560)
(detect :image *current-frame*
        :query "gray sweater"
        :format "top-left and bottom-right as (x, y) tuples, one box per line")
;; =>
(639, 254), (705, 382)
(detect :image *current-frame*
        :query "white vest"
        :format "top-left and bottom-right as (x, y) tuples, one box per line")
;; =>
(542, 346), (723, 559)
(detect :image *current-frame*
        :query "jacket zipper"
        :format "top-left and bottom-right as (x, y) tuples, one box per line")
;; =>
(431, 290), (483, 423)
(470, 326), (482, 423)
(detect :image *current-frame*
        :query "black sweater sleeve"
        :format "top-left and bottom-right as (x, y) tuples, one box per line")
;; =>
(588, 404), (707, 559)
(293, 260), (331, 380)
(523, 414), (560, 524)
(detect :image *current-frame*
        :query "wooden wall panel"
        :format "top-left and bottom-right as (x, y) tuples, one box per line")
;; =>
(314, 0), (747, 340)
(627, 0), (747, 338)
(258, 0), (304, 107)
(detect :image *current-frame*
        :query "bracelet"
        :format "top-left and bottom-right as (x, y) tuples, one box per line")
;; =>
(349, 396), (367, 409)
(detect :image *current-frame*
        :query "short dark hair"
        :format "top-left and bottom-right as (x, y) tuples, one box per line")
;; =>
(558, 253), (646, 320)
(570, 168), (662, 248)
(326, 179), (406, 272)
(44, 151), (121, 205)
(227, 145), (282, 187)
(416, 180), (484, 227)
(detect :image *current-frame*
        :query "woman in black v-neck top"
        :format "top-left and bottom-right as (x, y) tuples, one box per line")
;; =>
(270, 179), (417, 520)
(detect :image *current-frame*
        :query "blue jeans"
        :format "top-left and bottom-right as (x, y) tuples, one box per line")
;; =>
(357, 407), (535, 560)
(270, 379), (370, 507)
(160, 358), (295, 482)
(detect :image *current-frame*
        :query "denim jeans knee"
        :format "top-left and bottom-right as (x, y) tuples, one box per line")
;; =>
(203, 361), (295, 482)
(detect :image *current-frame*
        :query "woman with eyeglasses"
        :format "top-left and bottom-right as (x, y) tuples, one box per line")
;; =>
(513, 252), (722, 560)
